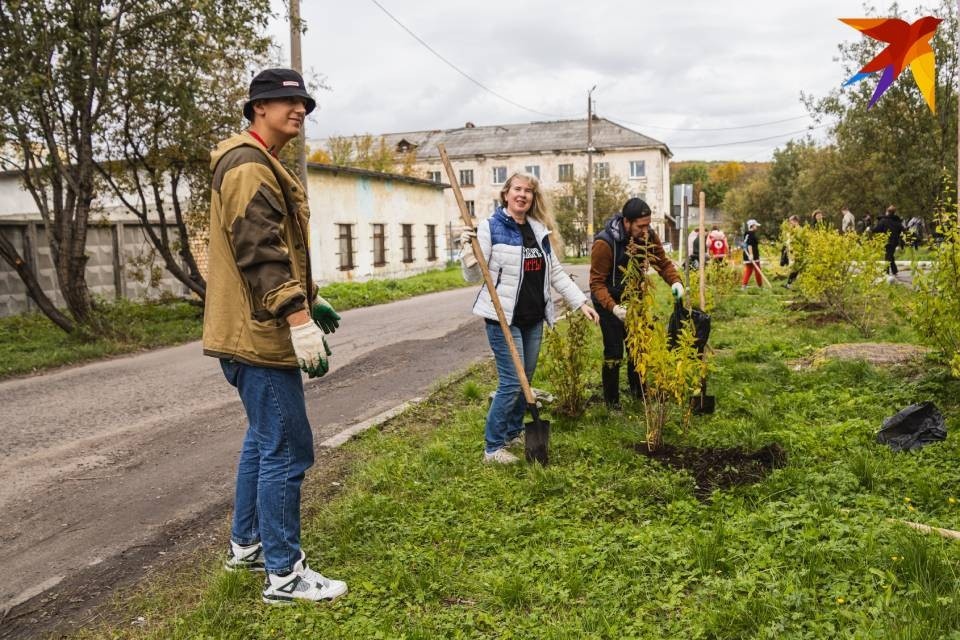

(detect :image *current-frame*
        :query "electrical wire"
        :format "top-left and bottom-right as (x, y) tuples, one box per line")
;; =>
(668, 123), (832, 150)
(369, 0), (577, 119)
(601, 113), (813, 132)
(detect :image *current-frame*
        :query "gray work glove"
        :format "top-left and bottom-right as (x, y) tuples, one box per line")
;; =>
(613, 304), (627, 322)
(289, 320), (332, 378)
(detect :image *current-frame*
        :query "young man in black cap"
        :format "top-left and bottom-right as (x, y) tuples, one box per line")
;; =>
(589, 198), (683, 408)
(204, 68), (347, 604)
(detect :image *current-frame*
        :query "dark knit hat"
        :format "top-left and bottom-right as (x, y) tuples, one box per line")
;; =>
(622, 198), (652, 220)
(243, 68), (316, 122)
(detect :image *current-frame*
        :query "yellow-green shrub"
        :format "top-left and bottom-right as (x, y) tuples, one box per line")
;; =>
(792, 228), (887, 336)
(541, 305), (592, 417)
(912, 196), (960, 375)
(621, 245), (705, 451)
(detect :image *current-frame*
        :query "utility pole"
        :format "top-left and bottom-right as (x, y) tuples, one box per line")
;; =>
(289, 0), (308, 194)
(586, 85), (597, 242)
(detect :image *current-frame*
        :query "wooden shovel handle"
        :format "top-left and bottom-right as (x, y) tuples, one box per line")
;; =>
(698, 191), (706, 311)
(438, 144), (537, 406)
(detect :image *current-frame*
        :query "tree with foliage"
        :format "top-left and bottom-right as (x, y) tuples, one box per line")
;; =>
(95, 3), (272, 301)
(0, 0), (271, 332)
(310, 134), (416, 176)
(552, 171), (629, 256)
(802, 0), (958, 223)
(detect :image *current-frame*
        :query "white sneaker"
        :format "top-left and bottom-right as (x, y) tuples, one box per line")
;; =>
(483, 448), (520, 464)
(293, 551), (348, 600)
(505, 432), (524, 447)
(262, 561), (347, 605)
(224, 540), (265, 573)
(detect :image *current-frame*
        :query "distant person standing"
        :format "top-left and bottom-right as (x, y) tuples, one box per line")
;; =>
(783, 215), (802, 288)
(741, 219), (763, 290)
(811, 209), (827, 229)
(841, 206), (856, 233)
(872, 205), (904, 276)
(707, 226), (728, 262)
(856, 213), (873, 235)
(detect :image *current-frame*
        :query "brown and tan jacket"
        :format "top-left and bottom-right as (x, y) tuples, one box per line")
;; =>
(589, 214), (680, 312)
(202, 132), (314, 368)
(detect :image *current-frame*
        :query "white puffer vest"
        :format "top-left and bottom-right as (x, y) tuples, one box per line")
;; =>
(461, 208), (586, 326)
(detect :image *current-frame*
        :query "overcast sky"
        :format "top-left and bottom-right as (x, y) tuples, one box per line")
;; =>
(266, 1), (934, 162)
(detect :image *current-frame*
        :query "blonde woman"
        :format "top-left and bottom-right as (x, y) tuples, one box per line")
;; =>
(460, 172), (599, 464)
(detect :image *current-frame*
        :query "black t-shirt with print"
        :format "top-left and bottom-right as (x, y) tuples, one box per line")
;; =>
(512, 222), (546, 327)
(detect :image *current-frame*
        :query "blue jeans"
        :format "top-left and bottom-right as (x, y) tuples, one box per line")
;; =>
(484, 322), (543, 454)
(220, 360), (315, 574)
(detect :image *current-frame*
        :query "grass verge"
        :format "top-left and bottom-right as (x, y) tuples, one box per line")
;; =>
(77, 278), (960, 639)
(0, 265), (470, 380)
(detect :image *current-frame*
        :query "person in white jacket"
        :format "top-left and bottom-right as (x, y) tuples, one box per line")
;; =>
(461, 171), (599, 464)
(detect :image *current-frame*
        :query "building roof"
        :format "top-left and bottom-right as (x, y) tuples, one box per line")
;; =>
(376, 118), (671, 160)
(307, 162), (447, 189)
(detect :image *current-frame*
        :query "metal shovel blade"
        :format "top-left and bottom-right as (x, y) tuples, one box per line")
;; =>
(524, 418), (550, 465)
(691, 394), (716, 414)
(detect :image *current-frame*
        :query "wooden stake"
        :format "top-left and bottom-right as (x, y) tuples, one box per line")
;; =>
(889, 518), (960, 541)
(698, 191), (706, 311)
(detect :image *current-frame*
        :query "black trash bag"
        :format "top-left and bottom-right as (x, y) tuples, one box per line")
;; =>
(667, 299), (711, 353)
(876, 402), (947, 452)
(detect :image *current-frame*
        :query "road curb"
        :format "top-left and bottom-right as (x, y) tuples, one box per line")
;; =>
(319, 398), (424, 449)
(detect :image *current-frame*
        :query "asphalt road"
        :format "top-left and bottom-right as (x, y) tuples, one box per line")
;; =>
(0, 264), (589, 637)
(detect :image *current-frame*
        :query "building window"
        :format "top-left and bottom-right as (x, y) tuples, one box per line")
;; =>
(630, 160), (646, 178)
(427, 170), (442, 183)
(372, 223), (386, 266)
(465, 200), (475, 217)
(492, 166), (507, 184)
(459, 169), (474, 186)
(633, 191), (647, 203)
(336, 223), (355, 271)
(524, 164), (540, 179)
(401, 224), (414, 263)
(594, 162), (610, 179)
(426, 225), (437, 261)
(558, 164), (574, 182)
(493, 199), (501, 212)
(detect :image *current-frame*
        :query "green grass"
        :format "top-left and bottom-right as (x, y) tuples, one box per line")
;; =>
(77, 278), (960, 639)
(0, 265), (470, 379)
(0, 298), (204, 379)
(318, 263), (470, 311)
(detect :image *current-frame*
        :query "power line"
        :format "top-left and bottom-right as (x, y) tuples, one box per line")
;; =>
(369, 0), (577, 119)
(603, 113), (813, 132)
(668, 123), (831, 150)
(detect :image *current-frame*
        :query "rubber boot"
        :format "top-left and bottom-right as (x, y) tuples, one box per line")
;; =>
(602, 361), (621, 409)
(627, 365), (643, 400)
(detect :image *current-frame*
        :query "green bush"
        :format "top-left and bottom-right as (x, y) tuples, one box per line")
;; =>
(792, 227), (888, 335)
(912, 197), (960, 375)
(541, 305), (592, 417)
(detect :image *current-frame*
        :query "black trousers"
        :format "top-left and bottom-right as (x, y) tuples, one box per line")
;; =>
(597, 305), (642, 401)
(885, 245), (898, 275)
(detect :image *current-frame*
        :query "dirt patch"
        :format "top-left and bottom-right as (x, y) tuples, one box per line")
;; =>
(632, 442), (787, 499)
(790, 342), (929, 370)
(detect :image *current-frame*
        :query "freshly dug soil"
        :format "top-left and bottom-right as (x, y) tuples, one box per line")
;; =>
(632, 442), (787, 498)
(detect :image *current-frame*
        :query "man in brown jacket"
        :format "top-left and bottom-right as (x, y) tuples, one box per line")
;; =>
(204, 68), (347, 605)
(589, 198), (683, 408)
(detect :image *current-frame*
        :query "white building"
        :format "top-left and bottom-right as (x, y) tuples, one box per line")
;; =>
(0, 162), (450, 316)
(371, 117), (672, 235)
(305, 162), (449, 283)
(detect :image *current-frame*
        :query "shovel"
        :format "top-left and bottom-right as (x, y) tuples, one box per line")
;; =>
(691, 191), (715, 414)
(438, 144), (550, 465)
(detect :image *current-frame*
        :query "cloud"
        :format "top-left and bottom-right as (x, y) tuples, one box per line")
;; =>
(275, 0), (931, 161)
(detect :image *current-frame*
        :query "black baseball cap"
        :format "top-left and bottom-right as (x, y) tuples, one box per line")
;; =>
(243, 68), (316, 121)
(622, 198), (652, 220)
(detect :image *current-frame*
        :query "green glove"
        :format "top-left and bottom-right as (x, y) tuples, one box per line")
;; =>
(311, 296), (341, 334)
(304, 337), (333, 379)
